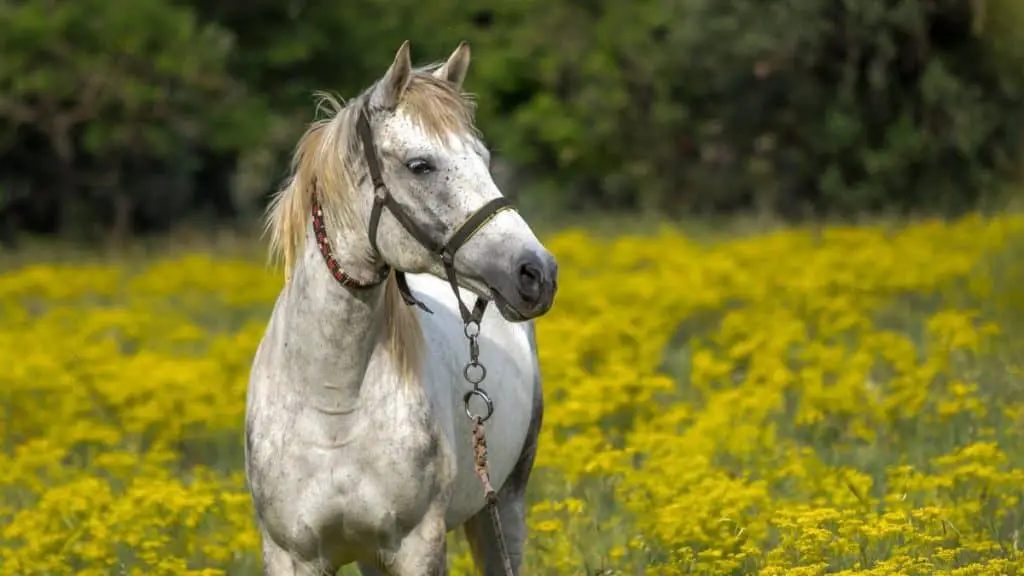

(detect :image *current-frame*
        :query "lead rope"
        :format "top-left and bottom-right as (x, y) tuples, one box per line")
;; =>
(462, 318), (515, 576)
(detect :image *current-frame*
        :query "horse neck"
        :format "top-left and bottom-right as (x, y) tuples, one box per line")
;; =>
(275, 223), (389, 407)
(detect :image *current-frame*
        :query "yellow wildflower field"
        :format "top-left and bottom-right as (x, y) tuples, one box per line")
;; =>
(4, 214), (1024, 575)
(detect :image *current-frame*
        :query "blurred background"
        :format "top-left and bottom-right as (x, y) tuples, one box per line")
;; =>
(3, 0), (1024, 248)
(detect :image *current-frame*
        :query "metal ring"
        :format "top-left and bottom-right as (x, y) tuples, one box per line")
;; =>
(463, 361), (487, 385)
(463, 388), (494, 422)
(464, 321), (480, 339)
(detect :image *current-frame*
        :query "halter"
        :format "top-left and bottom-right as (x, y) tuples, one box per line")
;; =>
(311, 100), (515, 327)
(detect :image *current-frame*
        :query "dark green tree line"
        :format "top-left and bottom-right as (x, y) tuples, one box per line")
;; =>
(1, 0), (1023, 243)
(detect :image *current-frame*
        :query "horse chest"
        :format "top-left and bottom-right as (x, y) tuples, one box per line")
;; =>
(419, 355), (537, 526)
(269, 407), (450, 559)
(328, 388), (453, 500)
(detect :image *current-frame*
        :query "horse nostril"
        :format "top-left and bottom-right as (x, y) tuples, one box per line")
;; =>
(516, 258), (543, 305)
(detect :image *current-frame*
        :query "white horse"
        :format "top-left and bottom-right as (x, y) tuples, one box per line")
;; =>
(244, 40), (558, 576)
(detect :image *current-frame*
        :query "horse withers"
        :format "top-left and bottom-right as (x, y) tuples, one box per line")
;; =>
(244, 40), (558, 576)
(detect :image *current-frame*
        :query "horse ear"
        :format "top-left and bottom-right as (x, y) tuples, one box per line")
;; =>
(376, 40), (413, 109)
(433, 41), (471, 89)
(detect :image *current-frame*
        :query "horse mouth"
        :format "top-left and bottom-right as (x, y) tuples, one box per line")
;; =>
(488, 287), (530, 323)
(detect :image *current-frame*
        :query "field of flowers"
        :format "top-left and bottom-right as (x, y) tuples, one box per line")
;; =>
(3, 214), (1024, 575)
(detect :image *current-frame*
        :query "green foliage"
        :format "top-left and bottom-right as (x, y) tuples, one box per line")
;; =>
(0, 0), (271, 239)
(1, 0), (1024, 239)
(0, 0), (265, 154)
(455, 0), (1024, 217)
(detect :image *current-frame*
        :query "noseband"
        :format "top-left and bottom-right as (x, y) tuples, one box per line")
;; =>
(310, 100), (515, 327)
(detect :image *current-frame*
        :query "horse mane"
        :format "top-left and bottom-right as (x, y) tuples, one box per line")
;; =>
(264, 68), (478, 380)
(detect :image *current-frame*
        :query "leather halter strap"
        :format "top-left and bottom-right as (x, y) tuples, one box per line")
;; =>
(315, 99), (514, 326)
(311, 192), (391, 288)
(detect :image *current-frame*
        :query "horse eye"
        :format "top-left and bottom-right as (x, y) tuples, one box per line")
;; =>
(405, 158), (434, 175)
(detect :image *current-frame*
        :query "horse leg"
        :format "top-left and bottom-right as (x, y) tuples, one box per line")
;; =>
(260, 529), (298, 576)
(378, 505), (449, 576)
(355, 538), (447, 576)
(463, 397), (542, 574)
(260, 528), (336, 576)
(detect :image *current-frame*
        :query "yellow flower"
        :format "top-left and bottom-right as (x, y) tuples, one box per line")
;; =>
(4, 213), (1024, 573)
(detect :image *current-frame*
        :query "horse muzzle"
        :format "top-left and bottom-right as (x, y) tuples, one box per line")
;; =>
(486, 246), (558, 322)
